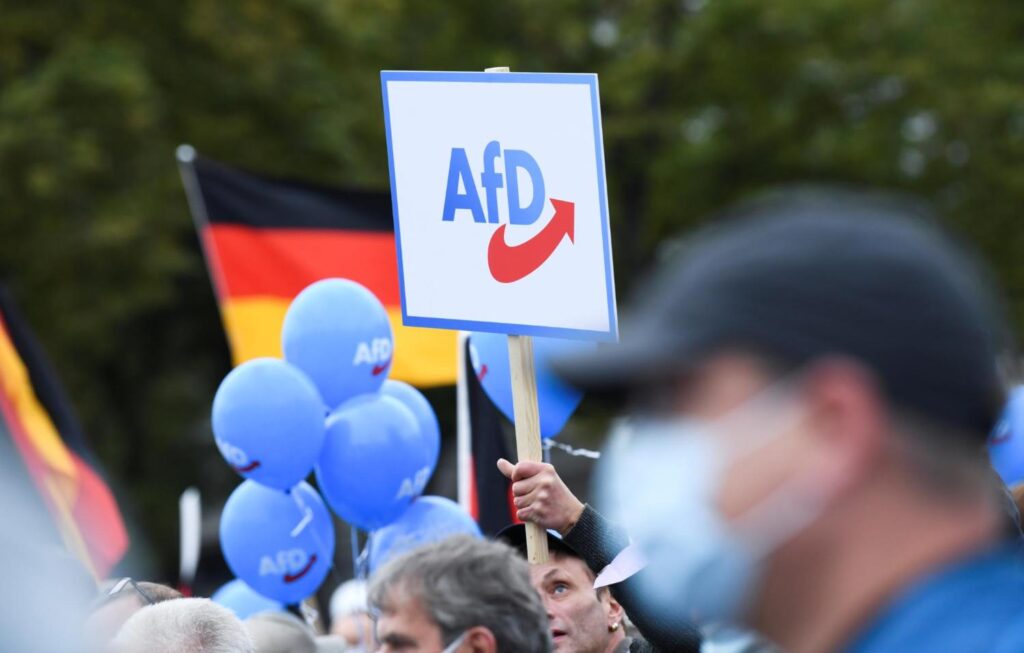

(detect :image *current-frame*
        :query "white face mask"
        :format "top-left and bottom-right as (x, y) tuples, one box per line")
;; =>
(596, 391), (826, 626)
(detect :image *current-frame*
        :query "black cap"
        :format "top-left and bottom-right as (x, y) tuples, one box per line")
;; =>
(557, 186), (1008, 436)
(495, 523), (580, 559)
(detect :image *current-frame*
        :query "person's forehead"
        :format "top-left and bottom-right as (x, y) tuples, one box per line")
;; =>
(634, 350), (779, 417)
(377, 591), (436, 633)
(529, 552), (595, 584)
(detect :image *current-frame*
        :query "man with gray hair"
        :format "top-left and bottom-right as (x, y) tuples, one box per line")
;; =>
(111, 597), (254, 653)
(369, 535), (552, 653)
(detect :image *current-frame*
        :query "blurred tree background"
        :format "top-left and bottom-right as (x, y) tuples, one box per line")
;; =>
(2, 0), (1024, 580)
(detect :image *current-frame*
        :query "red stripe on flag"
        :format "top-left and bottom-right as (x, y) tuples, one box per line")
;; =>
(203, 224), (401, 304)
(468, 455), (479, 521)
(69, 453), (129, 578)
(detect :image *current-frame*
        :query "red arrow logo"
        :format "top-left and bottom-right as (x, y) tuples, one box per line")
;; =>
(487, 199), (575, 283)
(283, 553), (317, 584)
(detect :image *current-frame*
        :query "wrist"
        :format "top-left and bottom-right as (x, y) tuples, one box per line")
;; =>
(559, 500), (586, 536)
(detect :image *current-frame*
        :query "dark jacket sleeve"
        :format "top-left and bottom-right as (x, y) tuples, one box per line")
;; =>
(563, 505), (703, 653)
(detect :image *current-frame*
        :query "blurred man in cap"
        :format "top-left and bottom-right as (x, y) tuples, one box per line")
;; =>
(557, 187), (1024, 652)
(369, 535), (551, 652)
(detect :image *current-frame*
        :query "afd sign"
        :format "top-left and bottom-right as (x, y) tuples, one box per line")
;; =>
(381, 71), (617, 340)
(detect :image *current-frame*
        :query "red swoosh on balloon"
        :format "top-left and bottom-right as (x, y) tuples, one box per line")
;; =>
(487, 199), (575, 283)
(234, 460), (261, 473)
(283, 553), (317, 584)
(477, 364), (488, 382)
(372, 359), (391, 376)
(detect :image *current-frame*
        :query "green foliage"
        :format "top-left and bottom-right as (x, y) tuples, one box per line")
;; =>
(2, 0), (1024, 575)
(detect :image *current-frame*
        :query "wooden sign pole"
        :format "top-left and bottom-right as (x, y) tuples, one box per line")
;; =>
(483, 65), (550, 565)
(507, 334), (549, 564)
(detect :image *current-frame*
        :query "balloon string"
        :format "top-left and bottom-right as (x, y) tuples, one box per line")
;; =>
(543, 439), (602, 459)
(351, 527), (371, 580)
(352, 532), (372, 653)
(288, 489), (346, 599)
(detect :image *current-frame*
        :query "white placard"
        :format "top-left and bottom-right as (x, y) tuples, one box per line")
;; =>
(381, 71), (617, 341)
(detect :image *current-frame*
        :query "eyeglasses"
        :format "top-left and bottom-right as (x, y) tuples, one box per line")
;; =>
(107, 577), (156, 606)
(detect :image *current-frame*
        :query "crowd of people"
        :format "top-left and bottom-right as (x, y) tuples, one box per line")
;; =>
(12, 186), (1024, 652)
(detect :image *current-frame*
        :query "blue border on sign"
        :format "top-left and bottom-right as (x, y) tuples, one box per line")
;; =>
(380, 70), (619, 342)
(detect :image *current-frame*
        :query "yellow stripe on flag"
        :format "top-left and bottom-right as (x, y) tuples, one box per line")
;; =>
(0, 323), (96, 577)
(0, 324), (78, 483)
(221, 297), (457, 387)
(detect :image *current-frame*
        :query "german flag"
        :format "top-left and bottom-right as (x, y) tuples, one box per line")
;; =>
(0, 284), (128, 579)
(178, 147), (456, 387)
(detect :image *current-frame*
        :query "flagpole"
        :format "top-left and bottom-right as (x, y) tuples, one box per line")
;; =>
(456, 331), (472, 512)
(175, 144), (231, 308)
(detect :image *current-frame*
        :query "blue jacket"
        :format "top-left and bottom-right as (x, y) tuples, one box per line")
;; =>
(844, 542), (1024, 653)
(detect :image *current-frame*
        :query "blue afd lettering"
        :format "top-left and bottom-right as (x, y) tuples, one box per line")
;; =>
(441, 142), (545, 226)
(504, 149), (545, 226)
(442, 148), (486, 223)
(480, 141), (503, 225)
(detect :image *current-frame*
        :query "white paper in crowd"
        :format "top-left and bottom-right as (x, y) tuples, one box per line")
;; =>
(593, 541), (648, 589)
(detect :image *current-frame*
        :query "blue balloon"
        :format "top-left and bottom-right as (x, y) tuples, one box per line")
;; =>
(220, 480), (335, 605)
(369, 496), (482, 575)
(316, 394), (431, 530)
(212, 358), (326, 490)
(990, 386), (1024, 485)
(212, 579), (284, 619)
(380, 380), (441, 474)
(282, 279), (394, 409)
(468, 333), (592, 439)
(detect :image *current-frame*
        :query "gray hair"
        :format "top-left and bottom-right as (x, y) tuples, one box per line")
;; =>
(245, 611), (315, 653)
(369, 535), (551, 652)
(112, 598), (254, 653)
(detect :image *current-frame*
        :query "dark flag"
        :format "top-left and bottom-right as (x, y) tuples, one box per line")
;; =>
(0, 284), (128, 579)
(461, 338), (520, 535)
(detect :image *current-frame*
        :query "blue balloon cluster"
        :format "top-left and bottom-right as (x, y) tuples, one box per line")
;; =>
(990, 386), (1024, 486)
(212, 579), (284, 619)
(214, 278), (603, 596)
(369, 496), (481, 574)
(468, 332), (591, 439)
(220, 481), (335, 605)
(212, 278), (446, 603)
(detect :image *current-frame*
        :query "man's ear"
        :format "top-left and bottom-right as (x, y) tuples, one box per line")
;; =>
(801, 357), (889, 499)
(600, 588), (624, 630)
(465, 626), (498, 653)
